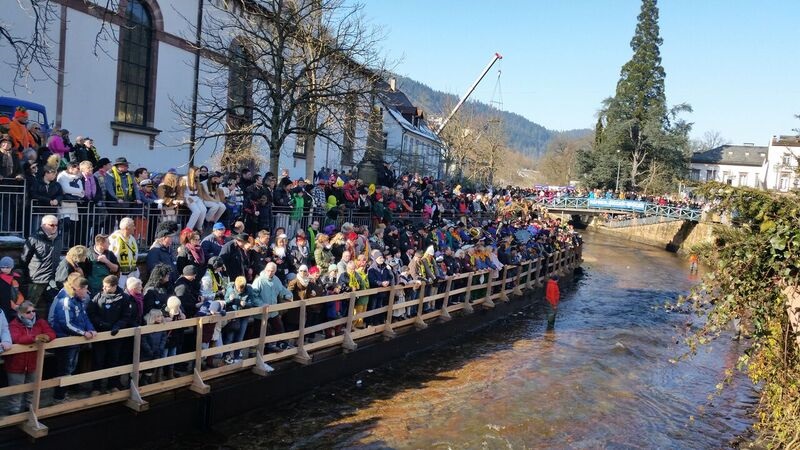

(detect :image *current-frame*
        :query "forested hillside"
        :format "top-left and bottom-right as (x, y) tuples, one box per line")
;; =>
(393, 75), (590, 159)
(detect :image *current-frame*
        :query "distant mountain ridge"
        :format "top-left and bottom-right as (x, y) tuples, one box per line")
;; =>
(392, 75), (590, 159)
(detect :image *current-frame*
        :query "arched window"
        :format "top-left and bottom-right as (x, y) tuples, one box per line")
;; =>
(226, 40), (253, 153)
(115, 0), (153, 126)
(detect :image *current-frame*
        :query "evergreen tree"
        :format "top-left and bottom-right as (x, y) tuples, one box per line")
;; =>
(579, 0), (692, 193)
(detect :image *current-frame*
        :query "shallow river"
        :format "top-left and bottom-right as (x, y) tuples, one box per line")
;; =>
(169, 231), (758, 449)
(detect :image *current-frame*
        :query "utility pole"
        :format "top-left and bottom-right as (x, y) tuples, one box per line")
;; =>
(615, 149), (622, 193)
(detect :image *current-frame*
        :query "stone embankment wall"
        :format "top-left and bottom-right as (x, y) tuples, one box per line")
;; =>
(590, 218), (715, 253)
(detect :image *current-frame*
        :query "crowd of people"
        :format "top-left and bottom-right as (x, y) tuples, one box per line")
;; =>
(0, 106), (582, 416)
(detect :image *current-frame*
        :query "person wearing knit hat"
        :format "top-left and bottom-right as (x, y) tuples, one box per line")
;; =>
(8, 106), (34, 152)
(0, 256), (14, 269)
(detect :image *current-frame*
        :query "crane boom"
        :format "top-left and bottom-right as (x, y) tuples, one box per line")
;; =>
(435, 52), (503, 135)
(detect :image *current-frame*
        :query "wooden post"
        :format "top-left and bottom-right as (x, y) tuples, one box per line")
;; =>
(482, 271), (496, 308)
(462, 274), (474, 314)
(125, 327), (149, 411)
(498, 267), (510, 302)
(19, 342), (48, 438)
(253, 305), (274, 375)
(342, 292), (358, 351)
(414, 283), (428, 329)
(439, 277), (453, 321)
(382, 287), (397, 340)
(526, 259), (535, 290)
(512, 263), (524, 296)
(293, 301), (312, 365)
(190, 318), (210, 394)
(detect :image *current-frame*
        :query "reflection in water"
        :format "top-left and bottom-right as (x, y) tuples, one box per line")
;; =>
(162, 232), (757, 449)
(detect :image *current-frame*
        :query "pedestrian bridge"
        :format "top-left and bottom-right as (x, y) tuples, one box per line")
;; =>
(528, 197), (703, 222)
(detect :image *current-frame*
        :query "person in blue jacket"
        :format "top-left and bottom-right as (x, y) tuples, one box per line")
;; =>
(49, 276), (97, 402)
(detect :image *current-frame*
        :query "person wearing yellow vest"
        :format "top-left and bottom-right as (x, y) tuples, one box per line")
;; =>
(108, 217), (140, 288)
(104, 157), (139, 204)
(201, 257), (228, 302)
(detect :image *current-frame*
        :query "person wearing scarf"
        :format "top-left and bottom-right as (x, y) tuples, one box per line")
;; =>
(271, 234), (294, 285)
(177, 229), (207, 277)
(286, 265), (322, 332)
(367, 254), (393, 326)
(125, 277), (145, 325)
(6, 300), (56, 414)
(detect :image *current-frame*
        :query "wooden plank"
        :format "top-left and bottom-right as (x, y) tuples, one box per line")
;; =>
(138, 352), (195, 372)
(59, 363), (134, 387)
(304, 317), (348, 335)
(200, 338), (260, 358)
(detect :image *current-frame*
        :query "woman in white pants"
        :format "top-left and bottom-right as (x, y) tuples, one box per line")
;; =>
(180, 166), (207, 232)
(198, 172), (226, 225)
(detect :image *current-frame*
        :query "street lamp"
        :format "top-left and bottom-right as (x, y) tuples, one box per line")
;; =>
(615, 149), (622, 194)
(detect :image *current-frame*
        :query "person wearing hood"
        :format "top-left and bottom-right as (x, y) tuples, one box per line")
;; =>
(22, 214), (63, 313)
(5, 300), (56, 414)
(0, 256), (24, 321)
(87, 275), (134, 394)
(367, 254), (393, 326)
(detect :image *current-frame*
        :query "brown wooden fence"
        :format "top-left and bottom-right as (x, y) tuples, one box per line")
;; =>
(0, 246), (581, 438)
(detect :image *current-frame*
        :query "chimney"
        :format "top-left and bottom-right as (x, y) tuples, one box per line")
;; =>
(388, 77), (396, 92)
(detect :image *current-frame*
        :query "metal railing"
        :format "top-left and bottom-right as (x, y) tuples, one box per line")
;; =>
(529, 196), (703, 222)
(0, 179), (27, 238)
(21, 201), (501, 251)
(0, 245), (581, 437)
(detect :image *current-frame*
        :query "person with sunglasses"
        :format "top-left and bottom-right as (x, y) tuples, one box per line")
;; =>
(4, 301), (56, 415)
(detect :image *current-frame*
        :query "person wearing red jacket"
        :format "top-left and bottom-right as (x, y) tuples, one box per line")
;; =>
(545, 275), (560, 330)
(5, 301), (56, 414)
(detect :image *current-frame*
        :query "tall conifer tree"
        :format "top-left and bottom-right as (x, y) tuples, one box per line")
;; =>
(578, 0), (691, 192)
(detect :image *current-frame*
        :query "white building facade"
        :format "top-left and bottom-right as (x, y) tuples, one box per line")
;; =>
(763, 135), (800, 192)
(0, 0), (441, 180)
(689, 144), (767, 188)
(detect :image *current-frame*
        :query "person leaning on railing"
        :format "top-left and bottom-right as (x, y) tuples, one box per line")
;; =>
(250, 262), (293, 352)
(49, 275), (96, 403)
(3, 301), (56, 415)
(86, 275), (135, 394)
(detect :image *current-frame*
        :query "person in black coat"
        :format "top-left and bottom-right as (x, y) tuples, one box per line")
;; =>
(21, 216), (63, 312)
(86, 275), (135, 392)
(366, 255), (394, 325)
(219, 234), (250, 282)
(143, 263), (173, 315)
(173, 265), (201, 318)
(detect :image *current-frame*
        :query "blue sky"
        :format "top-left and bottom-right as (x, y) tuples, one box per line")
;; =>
(359, 0), (799, 145)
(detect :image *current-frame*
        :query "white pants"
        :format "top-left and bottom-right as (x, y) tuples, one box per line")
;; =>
(186, 196), (207, 231)
(203, 200), (226, 223)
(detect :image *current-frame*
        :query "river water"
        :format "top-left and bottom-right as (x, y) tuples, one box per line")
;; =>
(169, 232), (758, 449)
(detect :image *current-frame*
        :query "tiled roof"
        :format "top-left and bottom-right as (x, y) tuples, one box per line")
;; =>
(691, 145), (767, 167)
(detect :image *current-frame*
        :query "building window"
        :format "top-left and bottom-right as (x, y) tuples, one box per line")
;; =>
(690, 169), (700, 181)
(782, 154), (792, 166)
(115, 0), (153, 126)
(227, 40), (253, 154)
(705, 169), (716, 181)
(779, 174), (790, 191)
(738, 173), (748, 186)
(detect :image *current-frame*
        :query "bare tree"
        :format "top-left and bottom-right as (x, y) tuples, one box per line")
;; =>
(537, 134), (589, 185)
(2, 0), (121, 93)
(180, 0), (387, 175)
(691, 130), (730, 152)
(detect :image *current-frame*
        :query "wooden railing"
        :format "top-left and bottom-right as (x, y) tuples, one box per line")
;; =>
(0, 245), (582, 438)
